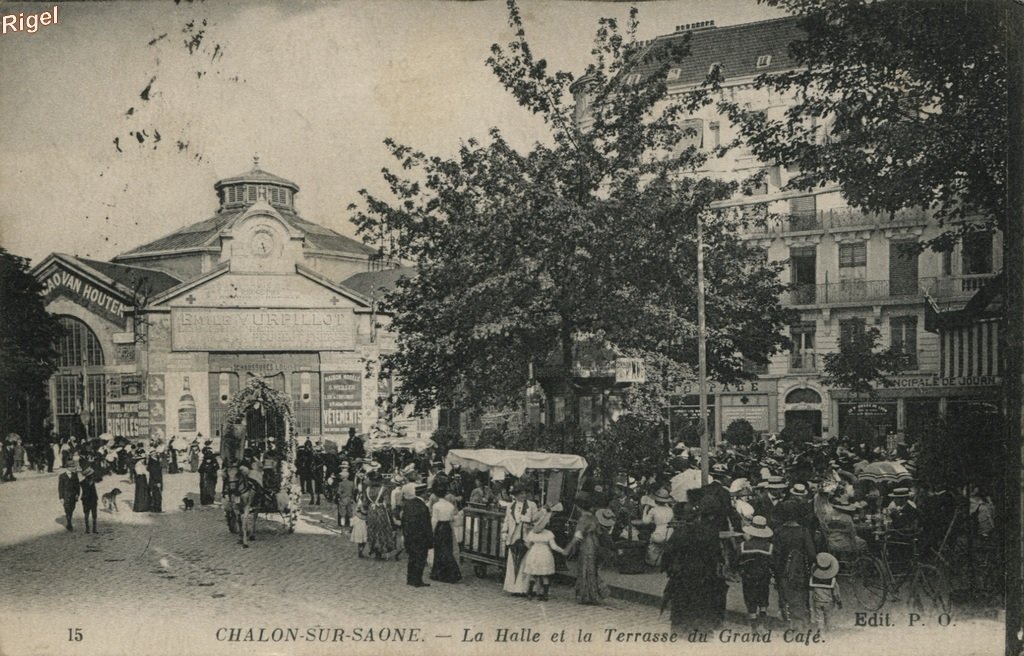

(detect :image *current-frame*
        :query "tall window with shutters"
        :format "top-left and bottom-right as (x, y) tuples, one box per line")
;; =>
(890, 316), (918, 369)
(839, 318), (866, 349)
(838, 241), (867, 281)
(788, 195), (817, 230)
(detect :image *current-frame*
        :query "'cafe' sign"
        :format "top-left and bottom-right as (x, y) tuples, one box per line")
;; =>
(43, 269), (128, 328)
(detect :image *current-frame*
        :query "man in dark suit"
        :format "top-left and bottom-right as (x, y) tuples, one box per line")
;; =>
(80, 467), (99, 533)
(58, 465), (81, 531)
(147, 451), (164, 512)
(700, 464), (737, 532)
(401, 484), (434, 587)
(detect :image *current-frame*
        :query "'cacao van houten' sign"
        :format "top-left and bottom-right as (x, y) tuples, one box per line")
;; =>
(43, 269), (128, 328)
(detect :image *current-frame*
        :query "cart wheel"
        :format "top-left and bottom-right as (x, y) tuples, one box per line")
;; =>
(474, 564), (487, 578)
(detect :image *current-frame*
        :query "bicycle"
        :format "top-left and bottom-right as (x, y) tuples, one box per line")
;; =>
(841, 530), (951, 614)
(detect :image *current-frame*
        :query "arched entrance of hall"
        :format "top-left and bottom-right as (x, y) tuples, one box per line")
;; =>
(220, 378), (292, 465)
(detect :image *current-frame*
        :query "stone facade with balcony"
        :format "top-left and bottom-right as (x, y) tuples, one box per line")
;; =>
(571, 16), (1005, 443)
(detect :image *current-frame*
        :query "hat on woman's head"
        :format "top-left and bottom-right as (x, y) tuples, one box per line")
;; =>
(743, 515), (773, 539)
(652, 489), (674, 505)
(595, 508), (616, 529)
(813, 552), (839, 579)
(532, 509), (552, 533)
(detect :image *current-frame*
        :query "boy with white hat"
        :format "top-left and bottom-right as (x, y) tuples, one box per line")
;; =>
(738, 515), (774, 631)
(809, 552), (842, 631)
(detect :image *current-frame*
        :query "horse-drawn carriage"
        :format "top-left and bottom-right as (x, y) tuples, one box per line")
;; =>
(218, 379), (301, 547)
(223, 460), (294, 547)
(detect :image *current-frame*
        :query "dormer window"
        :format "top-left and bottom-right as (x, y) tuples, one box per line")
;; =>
(708, 62), (721, 76)
(667, 68), (681, 81)
(625, 73), (641, 86)
(756, 55), (772, 68)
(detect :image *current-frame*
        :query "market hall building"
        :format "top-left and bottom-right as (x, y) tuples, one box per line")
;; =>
(32, 163), (429, 447)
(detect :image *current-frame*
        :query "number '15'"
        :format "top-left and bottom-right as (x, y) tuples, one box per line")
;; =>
(68, 628), (83, 642)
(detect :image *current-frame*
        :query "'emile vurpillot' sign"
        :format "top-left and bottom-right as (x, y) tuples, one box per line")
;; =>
(43, 269), (128, 328)
(171, 308), (355, 352)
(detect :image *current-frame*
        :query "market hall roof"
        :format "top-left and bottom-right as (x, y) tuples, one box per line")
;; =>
(341, 266), (417, 299)
(113, 164), (376, 260)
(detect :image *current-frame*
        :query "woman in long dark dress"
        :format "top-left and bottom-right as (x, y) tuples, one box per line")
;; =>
(772, 500), (816, 626)
(566, 494), (608, 605)
(167, 437), (180, 474)
(429, 484), (462, 583)
(148, 451), (164, 512)
(198, 450), (219, 505)
(188, 439), (200, 473)
(365, 471), (397, 559)
(132, 455), (150, 512)
(661, 506), (726, 632)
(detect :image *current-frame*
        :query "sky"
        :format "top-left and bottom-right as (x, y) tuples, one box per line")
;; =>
(0, 0), (786, 266)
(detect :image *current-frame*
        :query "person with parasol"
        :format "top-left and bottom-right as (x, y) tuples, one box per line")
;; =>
(502, 482), (538, 596)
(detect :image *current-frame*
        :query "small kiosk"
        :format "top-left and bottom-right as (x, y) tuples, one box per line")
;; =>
(445, 448), (588, 576)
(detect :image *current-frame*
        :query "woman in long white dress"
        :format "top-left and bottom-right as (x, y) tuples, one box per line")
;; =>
(502, 484), (538, 595)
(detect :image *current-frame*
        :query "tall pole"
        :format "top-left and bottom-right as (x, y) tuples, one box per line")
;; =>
(697, 210), (710, 486)
(1004, 2), (1024, 654)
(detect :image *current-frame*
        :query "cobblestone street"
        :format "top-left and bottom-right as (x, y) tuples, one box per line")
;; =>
(0, 471), (1002, 656)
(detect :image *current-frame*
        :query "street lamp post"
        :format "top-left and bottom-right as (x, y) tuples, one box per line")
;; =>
(697, 210), (710, 486)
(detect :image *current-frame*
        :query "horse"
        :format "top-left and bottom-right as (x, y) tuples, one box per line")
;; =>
(223, 465), (258, 548)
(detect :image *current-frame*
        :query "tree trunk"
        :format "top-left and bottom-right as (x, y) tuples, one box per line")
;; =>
(560, 324), (579, 452)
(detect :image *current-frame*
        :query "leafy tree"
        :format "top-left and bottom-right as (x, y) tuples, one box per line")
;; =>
(779, 417), (814, 443)
(719, 0), (1007, 249)
(821, 327), (903, 398)
(585, 415), (665, 485)
(715, 1), (1015, 438)
(0, 248), (63, 440)
(916, 407), (1004, 497)
(351, 1), (793, 429)
(429, 426), (464, 459)
(723, 418), (756, 446)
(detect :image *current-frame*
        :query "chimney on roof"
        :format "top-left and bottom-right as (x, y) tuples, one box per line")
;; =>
(674, 20), (716, 33)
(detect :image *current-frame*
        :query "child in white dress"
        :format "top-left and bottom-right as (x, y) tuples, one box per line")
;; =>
(522, 508), (566, 601)
(350, 503), (368, 557)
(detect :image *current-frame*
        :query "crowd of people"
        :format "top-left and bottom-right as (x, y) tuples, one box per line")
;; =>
(587, 435), (1000, 633)
(28, 423), (1001, 632)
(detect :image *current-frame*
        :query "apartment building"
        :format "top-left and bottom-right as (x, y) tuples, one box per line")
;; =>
(571, 17), (1003, 443)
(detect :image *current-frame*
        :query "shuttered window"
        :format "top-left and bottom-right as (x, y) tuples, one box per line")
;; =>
(839, 242), (867, 268)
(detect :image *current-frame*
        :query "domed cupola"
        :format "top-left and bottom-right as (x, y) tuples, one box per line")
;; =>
(214, 156), (300, 212)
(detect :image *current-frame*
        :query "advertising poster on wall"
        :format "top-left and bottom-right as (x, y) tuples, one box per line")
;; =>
(322, 372), (362, 434)
(164, 372), (209, 439)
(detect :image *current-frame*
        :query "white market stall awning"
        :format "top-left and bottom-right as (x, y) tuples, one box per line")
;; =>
(445, 448), (588, 479)
(367, 437), (435, 453)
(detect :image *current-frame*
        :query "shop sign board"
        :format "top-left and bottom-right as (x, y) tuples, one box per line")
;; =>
(42, 268), (129, 328)
(171, 308), (355, 351)
(322, 372), (362, 433)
